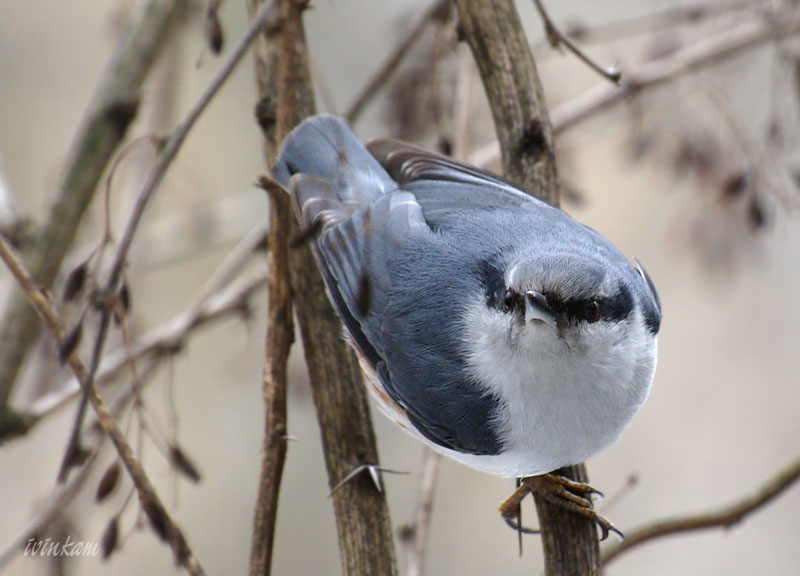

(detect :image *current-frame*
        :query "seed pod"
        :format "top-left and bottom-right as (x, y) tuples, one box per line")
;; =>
(63, 262), (88, 302)
(170, 444), (201, 483)
(101, 517), (119, 560)
(96, 462), (121, 502)
(58, 321), (83, 365)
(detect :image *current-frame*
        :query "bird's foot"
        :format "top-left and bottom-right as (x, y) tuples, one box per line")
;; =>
(498, 473), (623, 541)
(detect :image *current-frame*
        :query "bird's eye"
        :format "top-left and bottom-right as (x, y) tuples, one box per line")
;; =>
(583, 300), (601, 323)
(502, 290), (516, 313)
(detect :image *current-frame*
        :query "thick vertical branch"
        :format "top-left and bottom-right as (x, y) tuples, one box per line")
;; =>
(453, 0), (558, 205)
(247, 1), (398, 575)
(0, 0), (188, 417)
(452, 1), (600, 575)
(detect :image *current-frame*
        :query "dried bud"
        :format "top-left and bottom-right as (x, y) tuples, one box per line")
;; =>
(205, 7), (224, 54)
(720, 172), (747, 200)
(63, 262), (88, 302)
(96, 462), (121, 502)
(747, 195), (767, 230)
(58, 321), (83, 365)
(101, 517), (119, 560)
(145, 501), (170, 542)
(170, 444), (201, 484)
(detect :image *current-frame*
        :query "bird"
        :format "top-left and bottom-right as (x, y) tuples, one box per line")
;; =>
(272, 115), (661, 539)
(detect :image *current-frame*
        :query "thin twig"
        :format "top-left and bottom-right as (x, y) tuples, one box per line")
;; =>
(543, 1), (758, 48)
(403, 449), (442, 576)
(469, 16), (800, 168)
(0, 0), (189, 423)
(344, 0), (449, 124)
(531, 0), (621, 85)
(26, 271), (266, 426)
(246, 3), (294, 575)
(0, 236), (205, 575)
(0, 370), (156, 570)
(59, 0), (282, 482)
(602, 456), (800, 564)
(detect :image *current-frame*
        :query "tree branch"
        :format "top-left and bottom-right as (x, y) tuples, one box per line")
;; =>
(452, 1), (600, 574)
(253, 1), (400, 575)
(469, 14), (800, 168)
(0, 0), (189, 433)
(531, 0), (621, 85)
(245, 2), (293, 573)
(58, 0), (283, 482)
(23, 271), (266, 428)
(602, 455), (800, 564)
(344, 0), (450, 124)
(0, 235), (205, 575)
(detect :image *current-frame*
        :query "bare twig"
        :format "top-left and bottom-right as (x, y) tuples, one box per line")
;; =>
(0, 449), (98, 571)
(15, 220), (267, 432)
(602, 456), (800, 564)
(0, 0), (189, 429)
(249, 177), (292, 576)
(0, 236), (205, 575)
(402, 449), (442, 576)
(59, 0), (282, 483)
(26, 271), (266, 426)
(469, 16), (800, 168)
(344, 0), (450, 124)
(245, 1), (292, 574)
(531, 0), (621, 85)
(545, 1), (758, 47)
(0, 372), (156, 570)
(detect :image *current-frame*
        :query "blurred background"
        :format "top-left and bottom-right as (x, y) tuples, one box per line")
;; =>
(1, 0), (799, 574)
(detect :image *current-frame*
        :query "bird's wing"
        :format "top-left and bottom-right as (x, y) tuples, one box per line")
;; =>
(367, 138), (548, 215)
(275, 117), (505, 456)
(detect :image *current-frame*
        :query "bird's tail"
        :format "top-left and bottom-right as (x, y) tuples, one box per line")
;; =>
(272, 116), (396, 229)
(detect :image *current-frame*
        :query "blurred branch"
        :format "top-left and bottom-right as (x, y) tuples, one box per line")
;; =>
(470, 14), (800, 168)
(401, 449), (442, 576)
(602, 456), (800, 564)
(0, 373), (155, 570)
(13, 219), (268, 433)
(453, 1), (601, 575)
(0, 0), (189, 433)
(531, 0), (621, 85)
(0, 235), (205, 575)
(0, 154), (22, 246)
(344, 0), (450, 124)
(546, 1), (757, 47)
(59, 0), (283, 482)
(25, 271), (266, 427)
(0, 444), (98, 571)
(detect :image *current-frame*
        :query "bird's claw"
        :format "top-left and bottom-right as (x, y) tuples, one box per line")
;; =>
(498, 473), (624, 542)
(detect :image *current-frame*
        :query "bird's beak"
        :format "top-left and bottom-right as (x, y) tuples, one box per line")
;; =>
(525, 291), (556, 325)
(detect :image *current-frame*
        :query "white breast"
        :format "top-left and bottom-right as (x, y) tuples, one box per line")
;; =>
(451, 302), (657, 478)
